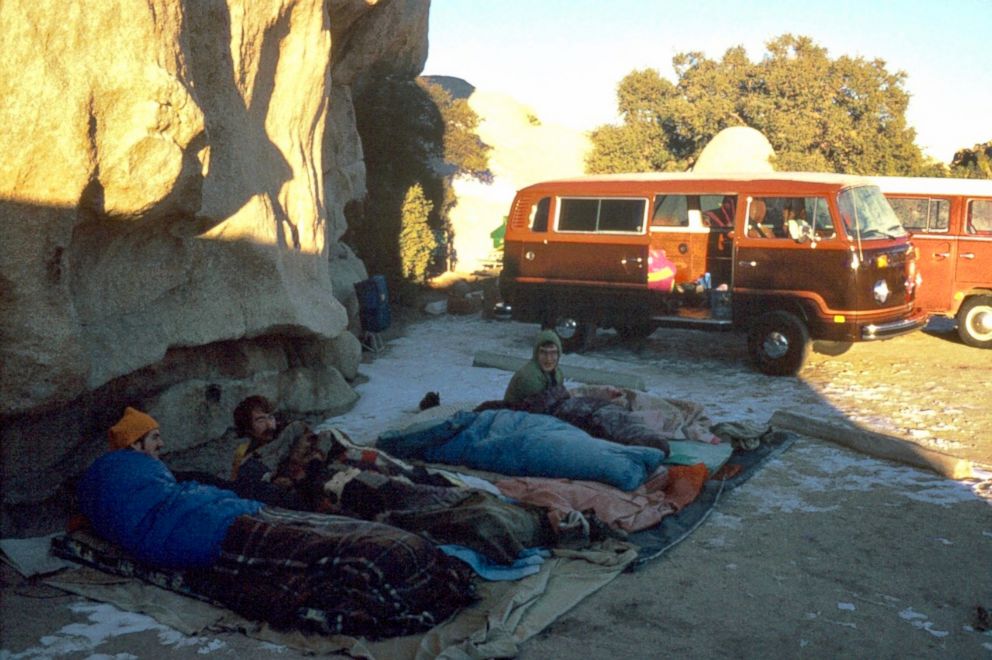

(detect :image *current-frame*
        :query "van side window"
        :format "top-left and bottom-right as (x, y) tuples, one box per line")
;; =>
(967, 200), (992, 235)
(558, 198), (646, 233)
(530, 197), (551, 232)
(744, 197), (835, 239)
(745, 197), (777, 238)
(887, 197), (949, 233)
(806, 197), (835, 238)
(651, 194), (689, 227)
(701, 195), (736, 227)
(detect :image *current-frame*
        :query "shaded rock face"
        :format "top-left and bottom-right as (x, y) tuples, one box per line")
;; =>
(0, 0), (430, 535)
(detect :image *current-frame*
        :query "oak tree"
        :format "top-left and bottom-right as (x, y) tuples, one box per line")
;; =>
(588, 35), (939, 176)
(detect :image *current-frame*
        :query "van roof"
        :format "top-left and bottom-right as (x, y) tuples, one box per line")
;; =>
(872, 175), (992, 197)
(518, 171), (874, 193)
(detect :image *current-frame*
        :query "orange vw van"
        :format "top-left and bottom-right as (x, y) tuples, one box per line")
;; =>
(874, 176), (992, 348)
(499, 172), (927, 375)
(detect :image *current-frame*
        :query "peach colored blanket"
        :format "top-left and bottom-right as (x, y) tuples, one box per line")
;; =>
(496, 463), (709, 533)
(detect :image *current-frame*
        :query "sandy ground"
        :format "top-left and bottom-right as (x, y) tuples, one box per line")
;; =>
(2, 311), (990, 658)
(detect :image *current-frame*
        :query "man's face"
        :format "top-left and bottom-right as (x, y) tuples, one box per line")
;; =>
(249, 408), (277, 443)
(537, 343), (560, 373)
(134, 429), (164, 460)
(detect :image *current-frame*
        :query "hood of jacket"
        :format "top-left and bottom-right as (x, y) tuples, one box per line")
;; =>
(531, 328), (563, 360)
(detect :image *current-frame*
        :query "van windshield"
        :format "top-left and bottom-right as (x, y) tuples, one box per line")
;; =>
(837, 185), (907, 240)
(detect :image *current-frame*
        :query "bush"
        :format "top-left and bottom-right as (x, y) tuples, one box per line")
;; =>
(399, 184), (437, 283)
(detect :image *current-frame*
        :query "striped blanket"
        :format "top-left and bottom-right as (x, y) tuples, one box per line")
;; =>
(188, 507), (476, 639)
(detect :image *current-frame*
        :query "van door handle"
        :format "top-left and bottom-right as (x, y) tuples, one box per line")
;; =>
(960, 252), (975, 260)
(738, 260), (758, 267)
(934, 251), (950, 259)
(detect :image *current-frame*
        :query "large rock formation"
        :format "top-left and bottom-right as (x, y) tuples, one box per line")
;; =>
(428, 79), (592, 272)
(692, 126), (776, 173)
(0, 0), (431, 535)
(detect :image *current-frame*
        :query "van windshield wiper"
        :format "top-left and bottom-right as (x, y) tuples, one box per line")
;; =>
(860, 227), (902, 239)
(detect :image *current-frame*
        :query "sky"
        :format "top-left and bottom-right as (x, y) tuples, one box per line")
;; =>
(423, 0), (992, 164)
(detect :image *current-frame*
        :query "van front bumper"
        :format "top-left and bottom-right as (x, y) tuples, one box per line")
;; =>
(861, 308), (928, 340)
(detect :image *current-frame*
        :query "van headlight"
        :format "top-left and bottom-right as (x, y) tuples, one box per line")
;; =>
(873, 279), (891, 304)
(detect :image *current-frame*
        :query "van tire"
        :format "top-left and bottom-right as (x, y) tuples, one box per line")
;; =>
(615, 321), (655, 341)
(812, 340), (853, 356)
(550, 317), (596, 353)
(956, 295), (992, 348)
(748, 311), (810, 376)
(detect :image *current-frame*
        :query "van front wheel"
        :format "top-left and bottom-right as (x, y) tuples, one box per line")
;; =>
(956, 295), (992, 348)
(747, 312), (810, 376)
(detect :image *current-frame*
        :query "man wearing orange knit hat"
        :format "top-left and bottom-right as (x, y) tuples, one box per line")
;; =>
(74, 406), (475, 638)
(107, 406), (164, 458)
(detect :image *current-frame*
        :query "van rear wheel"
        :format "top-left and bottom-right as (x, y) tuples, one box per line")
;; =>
(747, 311), (810, 376)
(956, 295), (992, 348)
(549, 317), (596, 353)
(614, 321), (655, 341)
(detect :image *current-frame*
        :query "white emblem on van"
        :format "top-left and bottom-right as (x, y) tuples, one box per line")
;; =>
(873, 279), (891, 304)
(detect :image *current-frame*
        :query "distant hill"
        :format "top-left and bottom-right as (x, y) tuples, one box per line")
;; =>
(427, 77), (592, 272)
(421, 75), (475, 100)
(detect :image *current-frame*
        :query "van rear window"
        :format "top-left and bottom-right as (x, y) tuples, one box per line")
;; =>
(968, 200), (992, 235)
(530, 197), (551, 232)
(558, 198), (646, 233)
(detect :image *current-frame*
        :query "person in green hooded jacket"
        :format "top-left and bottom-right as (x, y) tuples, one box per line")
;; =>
(503, 329), (565, 404)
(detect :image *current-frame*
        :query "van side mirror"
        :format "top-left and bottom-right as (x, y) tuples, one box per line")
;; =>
(787, 219), (814, 244)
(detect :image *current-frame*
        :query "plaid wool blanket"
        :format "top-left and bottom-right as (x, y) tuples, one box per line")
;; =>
(188, 507), (476, 639)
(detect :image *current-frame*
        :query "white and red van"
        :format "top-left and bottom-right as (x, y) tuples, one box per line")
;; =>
(875, 176), (992, 348)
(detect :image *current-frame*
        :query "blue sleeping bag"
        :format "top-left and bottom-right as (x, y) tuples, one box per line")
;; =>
(377, 409), (665, 491)
(76, 451), (262, 569)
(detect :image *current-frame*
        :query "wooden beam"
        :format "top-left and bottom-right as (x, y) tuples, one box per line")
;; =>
(769, 410), (973, 480)
(472, 351), (646, 391)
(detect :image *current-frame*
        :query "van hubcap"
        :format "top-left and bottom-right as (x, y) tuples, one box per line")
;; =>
(966, 306), (992, 340)
(763, 332), (790, 359)
(555, 318), (579, 339)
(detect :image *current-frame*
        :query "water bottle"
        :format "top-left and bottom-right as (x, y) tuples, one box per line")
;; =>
(703, 272), (712, 289)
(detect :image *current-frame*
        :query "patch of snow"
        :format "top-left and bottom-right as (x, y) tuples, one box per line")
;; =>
(707, 512), (743, 530)
(760, 445), (981, 508)
(837, 602), (856, 611)
(3, 602), (222, 659)
(899, 607), (950, 638)
(196, 639), (227, 654)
